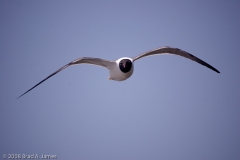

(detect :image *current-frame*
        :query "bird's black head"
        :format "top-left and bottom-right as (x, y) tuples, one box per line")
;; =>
(119, 59), (132, 73)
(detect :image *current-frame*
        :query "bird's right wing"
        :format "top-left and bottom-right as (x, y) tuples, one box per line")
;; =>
(17, 57), (115, 98)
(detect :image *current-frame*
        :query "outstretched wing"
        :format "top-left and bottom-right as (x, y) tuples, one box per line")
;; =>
(133, 46), (220, 73)
(17, 57), (114, 98)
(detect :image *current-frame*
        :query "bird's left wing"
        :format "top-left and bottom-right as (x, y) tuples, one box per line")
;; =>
(133, 46), (220, 73)
(17, 57), (115, 98)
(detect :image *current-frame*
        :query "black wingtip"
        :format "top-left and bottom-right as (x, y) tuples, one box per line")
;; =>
(213, 68), (220, 73)
(194, 55), (220, 74)
(16, 91), (28, 99)
(16, 96), (21, 99)
(210, 66), (220, 74)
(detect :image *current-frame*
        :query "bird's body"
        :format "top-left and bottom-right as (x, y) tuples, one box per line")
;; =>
(17, 46), (220, 98)
(109, 57), (134, 81)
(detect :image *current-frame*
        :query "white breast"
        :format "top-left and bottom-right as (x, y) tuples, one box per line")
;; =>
(108, 57), (134, 81)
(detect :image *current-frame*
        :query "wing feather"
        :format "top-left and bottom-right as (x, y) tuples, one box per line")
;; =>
(17, 57), (114, 98)
(133, 46), (220, 73)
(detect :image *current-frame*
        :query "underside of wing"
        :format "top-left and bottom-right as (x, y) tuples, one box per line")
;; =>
(70, 57), (115, 70)
(133, 46), (220, 73)
(17, 57), (115, 98)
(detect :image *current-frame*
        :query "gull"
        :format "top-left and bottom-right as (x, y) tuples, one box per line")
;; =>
(17, 46), (220, 98)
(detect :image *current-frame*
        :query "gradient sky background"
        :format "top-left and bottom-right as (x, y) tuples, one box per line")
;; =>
(0, 1), (239, 160)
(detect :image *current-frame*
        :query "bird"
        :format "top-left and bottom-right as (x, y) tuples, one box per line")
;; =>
(17, 46), (220, 98)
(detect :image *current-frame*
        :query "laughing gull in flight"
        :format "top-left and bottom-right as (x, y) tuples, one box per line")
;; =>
(17, 46), (220, 98)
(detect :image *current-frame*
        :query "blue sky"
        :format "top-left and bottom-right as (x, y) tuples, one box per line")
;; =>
(0, 1), (240, 160)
